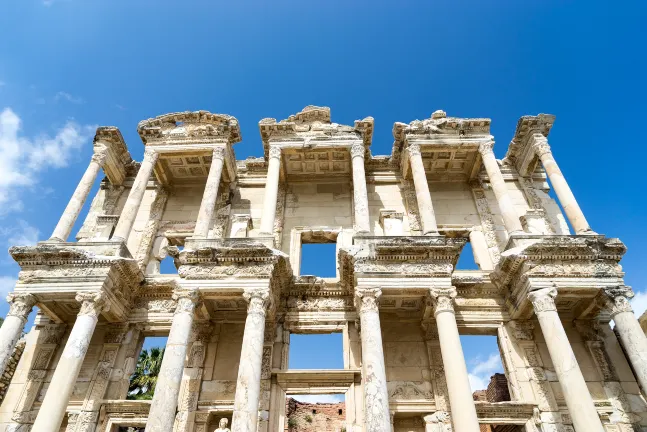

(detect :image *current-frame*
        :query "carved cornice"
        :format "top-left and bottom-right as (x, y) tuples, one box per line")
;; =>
(93, 126), (134, 185)
(503, 113), (555, 175)
(137, 110), (241, 145)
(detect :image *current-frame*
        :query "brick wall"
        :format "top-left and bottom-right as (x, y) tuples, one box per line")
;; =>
(285, 397), (346, 432)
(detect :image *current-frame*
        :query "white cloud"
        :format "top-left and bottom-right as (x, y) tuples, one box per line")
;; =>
(290, 394), (344, 404)
(55, 91), (84, 104)
(0, 276), (17, 297)
(0, 107), (95, 215)
(2, 220), (40, 246)
(467, 353), (503, 392)
(631, 290), (647, 319)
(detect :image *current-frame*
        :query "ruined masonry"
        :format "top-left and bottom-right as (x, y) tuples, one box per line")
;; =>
(0, 106), (646, 432)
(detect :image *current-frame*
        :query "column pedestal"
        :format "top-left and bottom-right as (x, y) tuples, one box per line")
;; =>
(528, 287), (604, 432)
(112, 148), (159, 243)
(50, 148), (107, 242)
(193, 147), (226, 238)
(0, 294), (35, 376)
(478, 141), (523, 236)
(356, 288), (390, 432)
(407, 144), (439, 235)
(232, 289), (270, 432)
(32, 292), (107, 432)
(351, 143), (370, 233)
(145, 289), (199, 432)
(604, 287), (647, 395)
(259, 146), (281, 236)
(429, 288), (480, 432)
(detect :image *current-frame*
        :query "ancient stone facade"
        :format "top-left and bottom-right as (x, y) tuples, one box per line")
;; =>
(284, 397), (345, 432)
(0, 106), (646, 432)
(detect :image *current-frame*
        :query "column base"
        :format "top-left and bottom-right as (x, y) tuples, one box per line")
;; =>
(576, 228), (598, 235)
(44, 237), (65, 243)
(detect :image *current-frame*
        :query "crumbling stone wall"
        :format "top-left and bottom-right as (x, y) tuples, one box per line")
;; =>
(0, 339), (25, 404)
(285, 397), (345, 432)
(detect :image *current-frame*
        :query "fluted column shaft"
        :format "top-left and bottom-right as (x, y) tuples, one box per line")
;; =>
(351, 143), (370, 233)
(145, 289), (199, 432)
(407, 144), (439, 235)
(604, 287), (647, 395)
(430, 287), (479, 432)
(50, 147), (108, 242)
(33, 292), (107, 432)
(112, 148), (159, 242)
(530, 134), (592, 234)
(528, 287), (604, 432)
(259, 146), (281, 236)
(479, 141), (523, 236)
(356, 288), (390, 432)
(232, 289), (270, 432)
(193, 147), (226, 238)
(0, 293), (35, 377)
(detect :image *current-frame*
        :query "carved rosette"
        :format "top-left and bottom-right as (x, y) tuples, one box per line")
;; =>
(268, 145), (281, 160)
(407, 143), (422, 157)
(355, 287), (382, 314)
(429, 287), (457, 316)
(6, 293), (36, 319)
(528, 287), (557, 313)
(350, 142), (365, 159)
(75, 292), (109, 317)
(172, 288), (200, 315)
(602, 286), (634, 317)
(243, 289), (271, 316)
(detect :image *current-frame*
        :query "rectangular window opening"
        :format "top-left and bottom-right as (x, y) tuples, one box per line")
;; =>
(285, 394), (346, 431)
(288, 333), (344, 370)
(128, 336), (168, 400)
(459, 334), (509, 400)
(300, 242), (337, 277)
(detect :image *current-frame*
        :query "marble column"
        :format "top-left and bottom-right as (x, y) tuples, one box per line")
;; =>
(259, 146), (281, 236)
(478, 140), (523, 236)
(0, 293), (36, 377)
(193, 147), (226, 238)
(429, 287), (480, 432)
(528, 287), (604, 432)
(112, 148), (159, 243)
(145, 288), (199, 432)
(603, 286), (647, 395)
(50, 146), (108, 242)
(530, 134), (592, 234)
(356, 287), (390, 432)
(468, 228), (493, 271)
(32, 292), (108, 432)
(407, 144), (439, 235)
(232, 289), (270, 432)
(351, 142), (370, 234)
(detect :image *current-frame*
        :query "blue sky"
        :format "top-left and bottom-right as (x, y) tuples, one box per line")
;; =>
(1, 1), (646, 395)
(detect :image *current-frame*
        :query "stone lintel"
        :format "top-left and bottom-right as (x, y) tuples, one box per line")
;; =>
(94, 126), (133, 186)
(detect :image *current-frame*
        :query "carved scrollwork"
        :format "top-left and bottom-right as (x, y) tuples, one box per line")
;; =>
(528, 287), (557, 313)
(355, 287), (382, 313)
(243, 288), (270, 316)
(172, 288), (200, 315)
(407, 143), (421, 157)
(530, 134), (551, 158)
(602, 286), (634, 317)
(268, 145), (281, 160)
(6, 293), (36, 319)
(350, 142), (365, 159)
(212, 146), (226, 160)
(508, 320), (535, 340)
(429, 287), (457, 315)
(75, 292), (109, 317)
(478, 139), (495, 155)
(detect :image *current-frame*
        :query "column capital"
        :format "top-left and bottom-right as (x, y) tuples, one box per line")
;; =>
(355, 287), (382, 313)
(429, 287), (457, 316)
(172, 288), (201, 314)
(350, 142), (365, 159)
(407, 143), (422, 157)
(243, 288), (271, 315)
(212, 146), (226, 161)
(75, 292), (109, 318)
(143, 147), (160, 161)
(529, 133), (552, 158)
(601, 286), (634, 316)
(268, 145), (281, 160)
(422, 411), (450, 424)
(528, 287), (557, 313)
(91, 144), (109, 166)
(478, 139), (495, 155)
(6, 293), (36, 319)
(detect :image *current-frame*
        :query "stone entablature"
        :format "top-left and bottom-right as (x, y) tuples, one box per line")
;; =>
(1, 106), (646, 432)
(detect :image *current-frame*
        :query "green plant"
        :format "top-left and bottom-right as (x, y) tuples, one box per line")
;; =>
(305, 415), (313, 423)
(127, 347), (165, 400)
(341, 427), (347, 432)
(288, 418), (298, 428)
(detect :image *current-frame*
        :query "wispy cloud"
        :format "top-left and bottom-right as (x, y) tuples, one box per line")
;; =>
(289, 394), (344, 404)
(115, 104), (126, 111)
(0, 107), (95, 215)
(468, 353), (503, 392)
(55, 91), (84, 104)
(632, 289), (647, 318)
(0, 220), (40, 246)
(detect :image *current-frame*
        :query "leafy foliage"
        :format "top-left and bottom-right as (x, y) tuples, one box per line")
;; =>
(127, 347), (164, 400)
